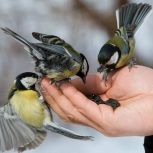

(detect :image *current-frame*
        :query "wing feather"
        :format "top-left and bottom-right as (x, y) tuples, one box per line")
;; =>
(0, 103), (46, 152)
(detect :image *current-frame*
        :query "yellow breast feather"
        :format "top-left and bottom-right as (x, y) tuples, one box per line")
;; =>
(10, 90), (45, 128)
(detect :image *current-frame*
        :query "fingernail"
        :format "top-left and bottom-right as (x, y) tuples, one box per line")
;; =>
(41, 78), (50, 88)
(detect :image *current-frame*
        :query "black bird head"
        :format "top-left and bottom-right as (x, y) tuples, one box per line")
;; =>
(76, 54), (89, 83)
(97, 44), (121, 72)
(15, 72), (39, 90)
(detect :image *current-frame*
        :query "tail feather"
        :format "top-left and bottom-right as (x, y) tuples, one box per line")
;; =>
(116, 3), (152, 36)
(45, 122), (93, 140)
(1, 27), (44, 60)
(1, 27), (31, 48)
(131, 4), (151, 28)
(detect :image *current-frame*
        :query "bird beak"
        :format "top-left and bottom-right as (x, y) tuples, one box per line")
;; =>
(97, 65), (105, 73)
(81, 76), (86, 84)
(77, 72), (87, 84)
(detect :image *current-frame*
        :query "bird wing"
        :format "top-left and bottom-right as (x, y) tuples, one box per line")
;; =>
(32, 43), (82, 63)
(32, 33), (81, 60)
(18, 129), (47, 152)
(32, 32), (65, 45)
(0, 103), (35, 152)
(0, 103), (46, 152)
(32, 33), (83, 64)
(111, 28), (130, 55)
(32, 43), (68, 57)
(32, 32), (77, 53)
(1, 28), (82, 64)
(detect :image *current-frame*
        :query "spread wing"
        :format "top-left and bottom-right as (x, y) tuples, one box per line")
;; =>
(0, 103), (46, 152)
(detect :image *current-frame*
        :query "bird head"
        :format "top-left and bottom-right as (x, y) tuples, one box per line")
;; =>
(76, 53), (89, 83)
(97, 44), (120, 72)
(15, 72), (39, 90)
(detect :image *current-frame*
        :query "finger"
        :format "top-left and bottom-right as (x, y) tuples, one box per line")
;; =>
(60, 83), (108, 124)
(42, 90), (69, 121)
(41, 79), (98, 126)
(95, 73), (112, 94)
(71, 74), (98, 94)
(71, 73), (111, 95)
(42, 79), (119, 135)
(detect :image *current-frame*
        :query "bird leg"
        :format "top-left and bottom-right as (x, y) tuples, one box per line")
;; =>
(102, 68), (111, 86)
(97, 65), (110, 83)
(128, 57), (137, 70)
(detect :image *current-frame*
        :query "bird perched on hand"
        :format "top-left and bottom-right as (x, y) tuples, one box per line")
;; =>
(0, 72), (93, 152)
(1, 28), (89, 84)
(97, 3), (152, 81)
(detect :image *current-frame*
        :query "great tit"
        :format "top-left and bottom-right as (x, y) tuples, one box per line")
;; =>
(1, 28), (89, 84)
(0, 72), (93, 152)
(97, 3), (152, 80)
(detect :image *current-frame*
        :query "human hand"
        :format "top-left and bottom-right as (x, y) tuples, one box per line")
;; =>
(41, 65), (153, 137)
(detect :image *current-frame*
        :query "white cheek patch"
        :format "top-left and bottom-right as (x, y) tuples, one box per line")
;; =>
(107, 52), (119, 65)
(81, 58), (88, 74)
(21, 77), (37, 89)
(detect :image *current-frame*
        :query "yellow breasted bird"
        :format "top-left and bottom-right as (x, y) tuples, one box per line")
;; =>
(0, 72), (93, 152)
(97, 3), (152, 80)
(1, 28), (89, 84)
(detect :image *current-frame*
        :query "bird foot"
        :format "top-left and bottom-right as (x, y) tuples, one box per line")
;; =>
(128, 57), (137, 70)
(102, 68), (111, 86)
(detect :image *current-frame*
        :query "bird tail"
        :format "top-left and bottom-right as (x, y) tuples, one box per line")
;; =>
(45, 122), (93, 140)
(1, 27), (32, 50)
(116, 3), (152, 37)
(1, 27), (44, 60)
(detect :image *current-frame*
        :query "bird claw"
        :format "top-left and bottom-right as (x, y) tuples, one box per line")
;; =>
(102, 68), (110, 86)
(97, 65), (110, 85)
(102, 70), (108, 81)
(128, 57), (137, 70)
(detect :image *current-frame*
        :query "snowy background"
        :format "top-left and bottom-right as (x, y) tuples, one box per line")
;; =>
(0, 0), (153, 153)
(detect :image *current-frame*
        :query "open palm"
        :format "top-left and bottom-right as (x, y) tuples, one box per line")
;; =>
(42, 65), (153, 136)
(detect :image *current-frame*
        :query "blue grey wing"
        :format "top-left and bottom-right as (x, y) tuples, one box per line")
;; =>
(32, 43), (67, 57)
(33, 43), (82, 63)
(32, 32), (65, 45)
(0, 103), (46, 152)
